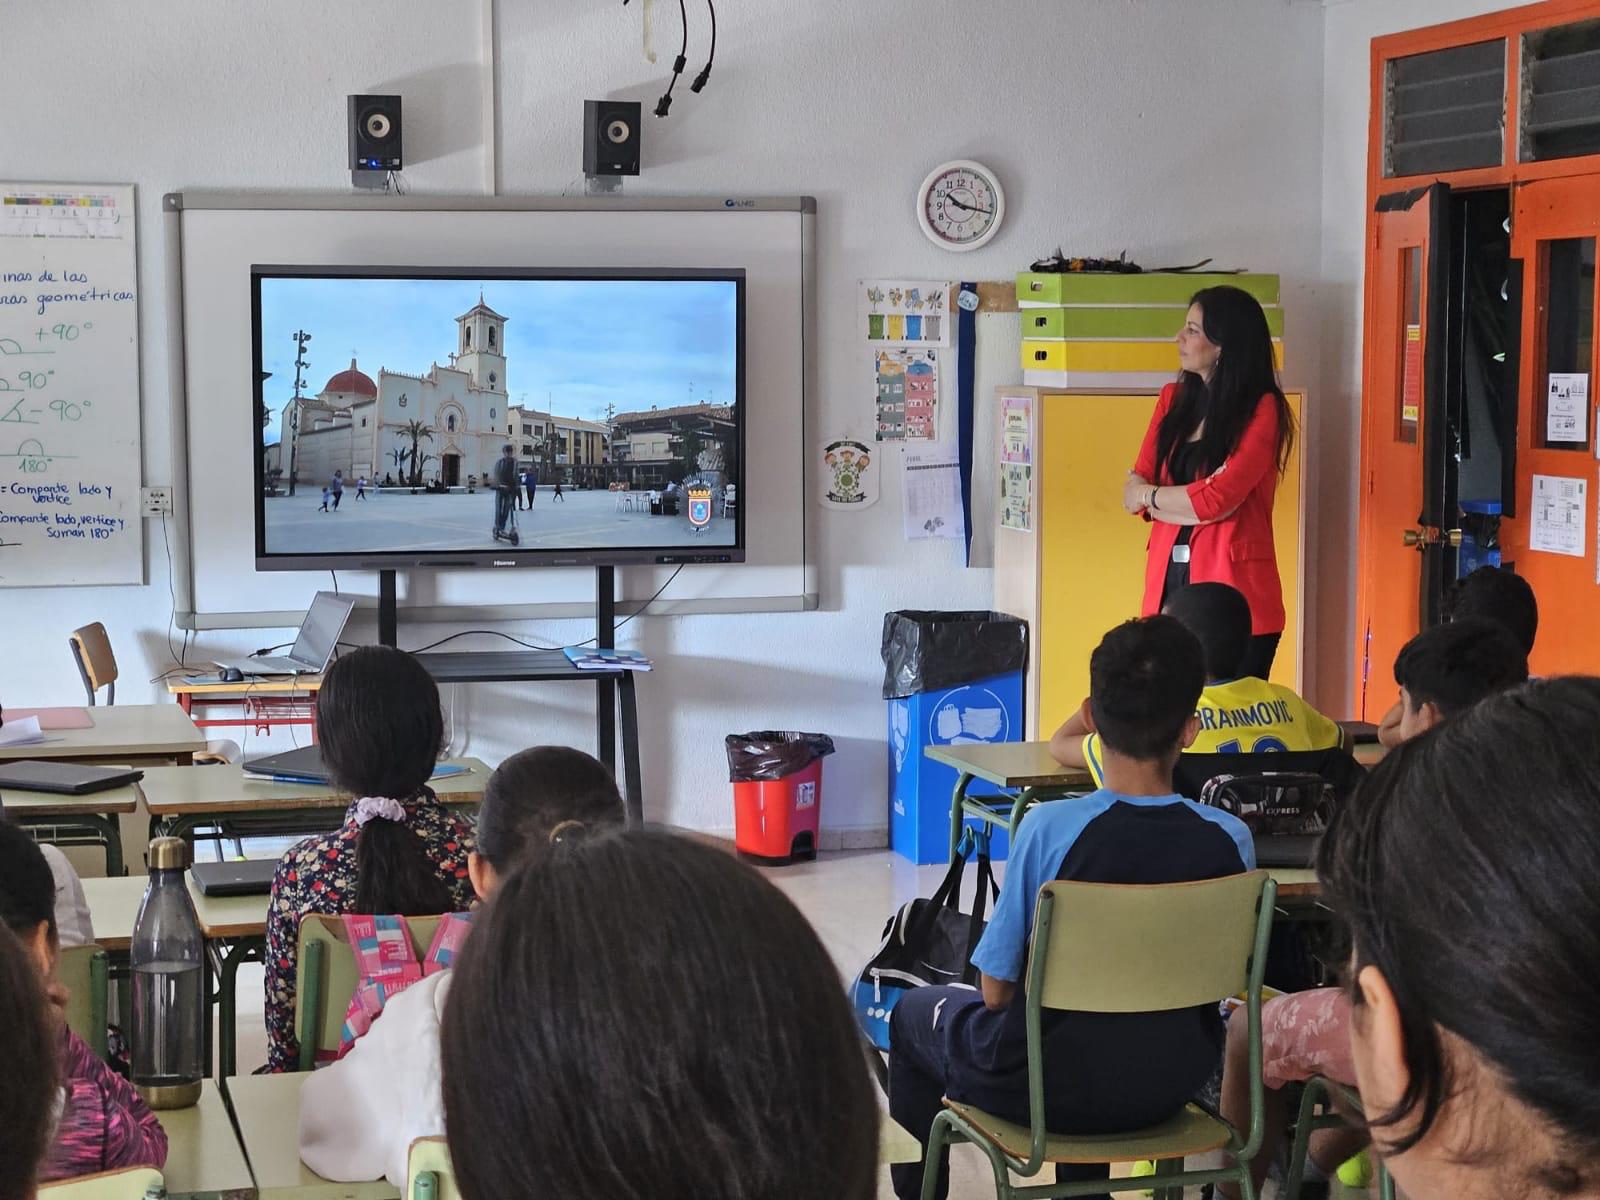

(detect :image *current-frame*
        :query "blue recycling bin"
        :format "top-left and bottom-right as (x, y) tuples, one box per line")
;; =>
(888, 670), (1025, 863)
(883, 611), (1029, 864)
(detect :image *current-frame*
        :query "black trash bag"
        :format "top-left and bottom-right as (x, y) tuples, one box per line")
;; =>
(880, 610), (1028, 699)
(726, 731), (837, 782)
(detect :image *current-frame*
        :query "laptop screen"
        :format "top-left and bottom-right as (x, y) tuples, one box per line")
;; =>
(289, 592), (355, 669)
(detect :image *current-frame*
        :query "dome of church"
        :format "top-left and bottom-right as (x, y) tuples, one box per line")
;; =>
(322, 359), (377, 398)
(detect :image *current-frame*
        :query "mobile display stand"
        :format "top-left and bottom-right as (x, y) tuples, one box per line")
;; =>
(374, 566), (643, 823)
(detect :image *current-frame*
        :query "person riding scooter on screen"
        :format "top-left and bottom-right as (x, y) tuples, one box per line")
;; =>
(492, 445), (518, 539)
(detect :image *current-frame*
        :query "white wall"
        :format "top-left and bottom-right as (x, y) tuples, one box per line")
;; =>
(1315, 0), (1514, 710)
(1, 0), (1329, 836)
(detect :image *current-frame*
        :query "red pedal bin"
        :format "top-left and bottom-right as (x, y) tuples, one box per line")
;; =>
(726, 731), (836, 865)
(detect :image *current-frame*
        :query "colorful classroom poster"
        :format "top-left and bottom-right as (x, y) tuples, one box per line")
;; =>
(860, 280), (952, 347)
(1530, 473), (1587, 558)
(875, 348), (938, 441)
(998, 391), (1033, 531)
(819, 438), (879, 509)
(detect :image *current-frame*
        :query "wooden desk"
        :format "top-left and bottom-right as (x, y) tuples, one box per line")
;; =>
(84, 874), (269, 1079)
(225, 1073), (398, 1200)
(171, 674), (322, 741)
(140, 757), (492, 845)
(0, 704), (204, 767)
(224, 1071), (920, 1190)
(157, 1080), (256, 1199)
(1268, 868), (1320, 902)
(2, 782), (141, 876)
(925, 742), (1092, 860)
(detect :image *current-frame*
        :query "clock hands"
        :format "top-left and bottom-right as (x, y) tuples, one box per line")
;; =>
(945, 196), (994, 217)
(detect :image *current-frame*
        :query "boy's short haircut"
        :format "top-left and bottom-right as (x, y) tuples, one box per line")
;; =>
(1444, 566), (1538, 654)
(1089, 616), (1206, 762)
(1394, 618), (1529, 719)
(1161, 582), (1252, 680)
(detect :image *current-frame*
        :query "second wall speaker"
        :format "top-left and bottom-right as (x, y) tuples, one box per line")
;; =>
(349, 94), (403, 172)
(584, 100), (642, 177)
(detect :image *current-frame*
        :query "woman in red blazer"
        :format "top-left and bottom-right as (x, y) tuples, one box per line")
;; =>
(1122, 286), (1295, 678)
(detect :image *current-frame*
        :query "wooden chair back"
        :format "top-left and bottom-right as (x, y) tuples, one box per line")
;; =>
(407, 1136), (464, 1200)
(69, 622), (118, 705)
(38, 1167), (163, 1198)
(59, 943), (110, 1060)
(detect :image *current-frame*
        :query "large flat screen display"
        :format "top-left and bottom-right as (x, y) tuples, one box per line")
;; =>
(253, 267), (745, 570)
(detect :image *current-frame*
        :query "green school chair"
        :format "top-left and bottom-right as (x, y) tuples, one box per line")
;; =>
(58, 943), (109, 1061)
(920, 871), (1277, 1200)
(1283, 1076), (1395, 1200)
(38, 1166), (163, 1198)
(294, 913), (445, 1071)
(407, 1136), (464, 1200)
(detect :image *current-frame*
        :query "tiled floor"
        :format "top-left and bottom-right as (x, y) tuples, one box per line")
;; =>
(219, 847), (1370, 1199)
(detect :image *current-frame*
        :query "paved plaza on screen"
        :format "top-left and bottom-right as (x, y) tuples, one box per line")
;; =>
(263, 487), (731, 553)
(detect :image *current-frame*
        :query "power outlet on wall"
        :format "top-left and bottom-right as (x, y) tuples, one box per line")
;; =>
(141, 486), (173, 516)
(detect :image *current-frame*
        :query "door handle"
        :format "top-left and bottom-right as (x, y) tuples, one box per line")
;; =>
(1401, 527), (1463, 549)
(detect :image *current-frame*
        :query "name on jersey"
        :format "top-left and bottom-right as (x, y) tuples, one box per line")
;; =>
(1197, 699), (1295, 731)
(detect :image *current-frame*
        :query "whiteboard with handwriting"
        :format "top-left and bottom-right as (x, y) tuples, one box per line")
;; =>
(0, 183), (142, 587)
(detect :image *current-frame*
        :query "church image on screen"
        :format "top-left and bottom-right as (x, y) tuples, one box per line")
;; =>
(257, 273), (741, 561)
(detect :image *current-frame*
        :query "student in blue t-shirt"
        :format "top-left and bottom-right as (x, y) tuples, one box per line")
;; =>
(887, 615), (1255, 1200)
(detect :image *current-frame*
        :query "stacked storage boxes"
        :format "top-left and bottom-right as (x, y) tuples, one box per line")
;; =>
(1016, 271), (1284, 390)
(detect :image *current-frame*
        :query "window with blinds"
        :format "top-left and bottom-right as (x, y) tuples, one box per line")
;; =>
(1521, 19), (1600, 163)
(1385, 39), (1506, 177)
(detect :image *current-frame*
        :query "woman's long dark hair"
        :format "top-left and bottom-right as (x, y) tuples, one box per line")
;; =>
(317, 645), (452, 915)
(1319, 677), (1600, 1185)
(1154, 285), (1294, 481)
(0, 924), (56, 1200)
(441, 829), (879, 1200)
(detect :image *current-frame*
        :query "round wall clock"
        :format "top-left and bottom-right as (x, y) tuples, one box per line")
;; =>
(917, 160), (1005, 252)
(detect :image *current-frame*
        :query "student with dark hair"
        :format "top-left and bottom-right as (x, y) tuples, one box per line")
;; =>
(0, 823), (167, 1183)
(1050, 582), (1343, 784)
(0, 922), (56, 1200)
(1319, 677), (1600, 1199)
(263, 645), (475, 1071)
(890, 617), (1255, 1200)
(299, 745), (625, 1187)
(440, 829), (879, 1200)
(1377, 565), (1539, 746)
(1124, 286), (1297, 678)
(1215, 617), (1528, 1198)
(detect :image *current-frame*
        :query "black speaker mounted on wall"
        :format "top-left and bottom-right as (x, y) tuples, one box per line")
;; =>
(584, 100), (642, 178)
(349, 94), (403, 173)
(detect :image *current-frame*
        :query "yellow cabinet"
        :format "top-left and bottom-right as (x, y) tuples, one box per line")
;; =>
(993, 388), (1307, 738)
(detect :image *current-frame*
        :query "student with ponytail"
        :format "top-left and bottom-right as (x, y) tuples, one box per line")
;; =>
(263, 646), (476, 1071)
(298, 744), (625, 1186)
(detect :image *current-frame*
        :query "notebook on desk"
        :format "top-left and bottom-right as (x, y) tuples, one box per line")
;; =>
(0, 761), (144, 796)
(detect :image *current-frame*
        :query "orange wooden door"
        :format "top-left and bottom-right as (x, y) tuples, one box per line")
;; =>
(1355, 185), (1451, 719)
(1499, 173), (1600, 677)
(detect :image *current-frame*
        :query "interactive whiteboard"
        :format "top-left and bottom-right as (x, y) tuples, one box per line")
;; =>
(165, 194), (815, 629)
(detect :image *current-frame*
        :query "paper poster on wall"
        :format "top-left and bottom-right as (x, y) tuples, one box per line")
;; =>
(903, 445), (964, 540)
(1547, 373), (1589, 444)
(875, 348), (939, 441)
(1530, 473), (1587, 558)
(0, 182), (142, 588)
(998, 392), (1033, 532)
(860, 280), (952, 347)
(818, 438), (879, 509)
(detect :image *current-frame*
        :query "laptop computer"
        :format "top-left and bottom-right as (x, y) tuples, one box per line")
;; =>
(0, 760), (144, 795)
(241, 744), (328, 782)
(191, 858), (279, 897)
(214, 591), (354, 677)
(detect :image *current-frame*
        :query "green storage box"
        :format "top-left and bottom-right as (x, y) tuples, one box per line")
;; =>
(1015, 271), (1281, 308)
(1021, 305), (1285, 340)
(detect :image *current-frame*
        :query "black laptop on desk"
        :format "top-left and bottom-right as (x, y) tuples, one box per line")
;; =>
(0, 761), (144, 796)
(191, 859), (279, 897)
(240, 745), (328, 782)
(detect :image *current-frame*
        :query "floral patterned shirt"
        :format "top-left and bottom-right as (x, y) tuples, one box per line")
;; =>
(263, 790), (475, 1071)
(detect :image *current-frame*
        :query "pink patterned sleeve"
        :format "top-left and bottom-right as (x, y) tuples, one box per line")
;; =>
(42, 1029), (168, 1181)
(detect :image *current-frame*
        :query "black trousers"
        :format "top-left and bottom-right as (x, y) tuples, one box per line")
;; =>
(1239, 632), (1281, 680)
(888, 988), (1110, 1200)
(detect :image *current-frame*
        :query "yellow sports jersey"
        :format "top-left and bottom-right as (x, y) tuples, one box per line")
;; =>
(1082, 677), (1342, 787)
